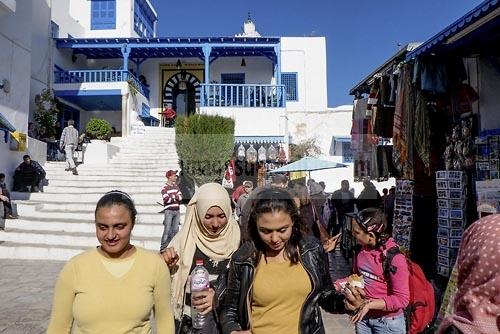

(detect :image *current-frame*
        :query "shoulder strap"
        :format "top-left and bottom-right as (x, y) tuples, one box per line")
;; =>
(382, 246), (401, 281)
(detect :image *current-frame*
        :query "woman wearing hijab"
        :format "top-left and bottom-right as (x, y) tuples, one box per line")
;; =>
(161, 183), (241, 333)
(438, 214), (500, 334)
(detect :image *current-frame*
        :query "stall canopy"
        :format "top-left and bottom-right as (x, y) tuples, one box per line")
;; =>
(269, 156), (347, 175)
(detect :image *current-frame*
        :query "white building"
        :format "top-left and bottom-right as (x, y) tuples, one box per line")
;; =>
(0, 0), (329, 184)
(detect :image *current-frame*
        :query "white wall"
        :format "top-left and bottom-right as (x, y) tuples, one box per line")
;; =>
(0, 0), (32, 184)
(287, 105), (395, 194)
(200, 107), (286, 137)
(52, 0), (85, 38)
(69, 0), (138, 38)
(281, 37), (328, 113)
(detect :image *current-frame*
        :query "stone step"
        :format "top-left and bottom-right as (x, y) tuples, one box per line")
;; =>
(42, 175), (166, 182)
(14, 201), (186, 214)
(4, 217), (164, 237)
(0, 241), (85, 261)
(36, 185), (165, 193)
(0, 229), (160, 250)
(13, 193), (165, 204)
(41, 180), (163, 187)
(46, 170), (173, 177)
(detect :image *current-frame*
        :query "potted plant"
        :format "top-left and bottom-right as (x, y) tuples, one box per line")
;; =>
(85, 118), (112, 141)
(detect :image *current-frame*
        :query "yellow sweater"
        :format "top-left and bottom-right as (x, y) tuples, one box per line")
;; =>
(47, 247), (174, 334)
(251, 260), (312, 334)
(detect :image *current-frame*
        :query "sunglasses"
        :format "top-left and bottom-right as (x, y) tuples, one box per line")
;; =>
(349, 213), (384, 233)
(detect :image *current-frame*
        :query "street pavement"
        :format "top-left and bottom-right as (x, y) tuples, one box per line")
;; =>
(0, 250), (355, 333)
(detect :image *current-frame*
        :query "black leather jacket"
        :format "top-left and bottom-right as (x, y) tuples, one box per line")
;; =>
(219, 236), (345, 334)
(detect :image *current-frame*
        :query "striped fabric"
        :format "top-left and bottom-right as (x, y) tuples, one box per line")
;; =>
(161, 183), (182, 211)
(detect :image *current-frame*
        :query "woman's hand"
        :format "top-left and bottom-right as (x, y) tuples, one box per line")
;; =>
(351, 300), (372, 323)
(343, 284), (366, 312)
(191, 288), (215, 315)
(323, 233), (341, 253)
(160, 247), (179, 270)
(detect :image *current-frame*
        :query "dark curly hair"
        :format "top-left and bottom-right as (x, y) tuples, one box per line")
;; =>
(353, 207), (390, 247)
(248, 188), (303, 264)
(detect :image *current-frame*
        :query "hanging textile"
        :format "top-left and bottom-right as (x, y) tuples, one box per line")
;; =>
(267, 145), (278, 161)
(258, 145), (267, 162)
(278, 144), (287, 163)
(246, 144), (257, 164)
(414, 90), (431, 172)
(222, 159), (236, 189)
(237, 144), (246, 161)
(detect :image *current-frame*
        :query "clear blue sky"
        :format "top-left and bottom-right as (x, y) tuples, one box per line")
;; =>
(150, 0), (483, 107)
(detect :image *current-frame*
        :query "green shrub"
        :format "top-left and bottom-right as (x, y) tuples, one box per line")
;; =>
(85, 118), (112, 140)
(175, 114), (235, 186)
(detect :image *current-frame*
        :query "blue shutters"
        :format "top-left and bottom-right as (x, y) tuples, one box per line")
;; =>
(91, 0), (116, 30)
(281, 72), (298, 101)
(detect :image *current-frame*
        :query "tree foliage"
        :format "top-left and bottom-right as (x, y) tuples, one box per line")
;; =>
(289, 138), (322, 162)
(175, 114), (235, 186)
(34, 88), (59, 138)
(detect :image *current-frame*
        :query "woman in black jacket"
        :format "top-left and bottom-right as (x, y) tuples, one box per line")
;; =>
(219, 188), (346, 334)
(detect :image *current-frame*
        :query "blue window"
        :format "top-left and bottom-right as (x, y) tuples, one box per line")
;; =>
(221, 73), (245, 105)
(134, 0), (155, 38)
(91, 0), (116, 30)
(50, 21), (59, 38)
(281, 72), (298, 101)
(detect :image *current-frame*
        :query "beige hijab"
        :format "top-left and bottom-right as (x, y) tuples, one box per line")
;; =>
(169, 183), (241, 320)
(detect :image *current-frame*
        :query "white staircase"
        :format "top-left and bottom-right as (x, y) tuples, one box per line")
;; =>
(0, 127), (182, 261)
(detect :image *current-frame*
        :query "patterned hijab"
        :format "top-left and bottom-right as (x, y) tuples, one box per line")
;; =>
(438, 214), (500, 334)
(168, 183), (240, 320)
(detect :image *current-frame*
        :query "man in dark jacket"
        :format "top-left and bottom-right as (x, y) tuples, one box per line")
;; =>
(13, 155), (46, 192)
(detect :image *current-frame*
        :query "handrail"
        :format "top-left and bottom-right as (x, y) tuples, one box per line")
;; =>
(54, 69), (150, 98)
(200, 84), (286, 108)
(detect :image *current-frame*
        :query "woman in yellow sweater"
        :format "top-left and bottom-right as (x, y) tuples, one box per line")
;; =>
(47, 190), (175, 333)
(220, 188), (347, 334)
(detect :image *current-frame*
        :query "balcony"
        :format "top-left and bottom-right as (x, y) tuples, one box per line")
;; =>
(200, 84), (285, 108)
(54, 69), (150, 99)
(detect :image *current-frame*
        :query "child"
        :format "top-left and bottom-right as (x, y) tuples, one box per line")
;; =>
(337, 208), (409, 334)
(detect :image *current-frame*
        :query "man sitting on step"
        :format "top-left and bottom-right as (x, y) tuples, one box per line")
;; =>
(0, 173), (18, 220)
(13, 155), (46, 192)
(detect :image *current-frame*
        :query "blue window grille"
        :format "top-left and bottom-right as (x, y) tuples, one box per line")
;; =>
(342, 141), (353, 163)
(281, 72), (298, 101)
(50, 21), (59, 38)
(221, 73), (245, 105)
(134, 0), (155, 38)
(91, 0), (116, 30)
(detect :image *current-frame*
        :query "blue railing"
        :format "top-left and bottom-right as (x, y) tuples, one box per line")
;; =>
(200, 84), (286, 108)
(54, 69), (149, 98)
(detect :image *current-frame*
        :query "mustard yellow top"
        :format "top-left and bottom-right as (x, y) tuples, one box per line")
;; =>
(251, 260), (312, 334)
(47, 247), (174, 334)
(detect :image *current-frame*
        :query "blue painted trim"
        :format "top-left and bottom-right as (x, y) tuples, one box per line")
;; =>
(91, 0), (116, 30)
(134, 0), (155, 37)
(334, 136), (351, 143)
(275, 43), (281, 86)
(281, 72), (298, 102)
(121, 45), (131, 72)
(203, 45), (212, 84)
(480, 128), (500, 137)
(406, 0), (500, 59)
(55, 89), (122, 97)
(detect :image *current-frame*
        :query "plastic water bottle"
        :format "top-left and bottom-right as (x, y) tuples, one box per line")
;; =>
(190, 259), (210, 329)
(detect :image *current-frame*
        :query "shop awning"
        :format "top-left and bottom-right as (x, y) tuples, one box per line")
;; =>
(235, 135), (285, 144)
(406, 0), (500, 59)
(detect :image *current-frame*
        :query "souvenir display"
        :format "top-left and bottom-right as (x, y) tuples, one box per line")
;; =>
(392, 179), (414, 251)
(443, 120), (475, 170)
(475, 179), (500, 215)
(476, 135), (500, 180)
(278, 144), (287, 163)
(435, 170), (467, 277)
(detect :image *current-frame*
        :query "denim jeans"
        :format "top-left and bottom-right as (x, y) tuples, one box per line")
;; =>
(161, 209), (180, 249)
(356, 313), (406, 334)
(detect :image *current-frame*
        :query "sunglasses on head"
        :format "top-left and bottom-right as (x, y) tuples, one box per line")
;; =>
(350, 212), (384, 233)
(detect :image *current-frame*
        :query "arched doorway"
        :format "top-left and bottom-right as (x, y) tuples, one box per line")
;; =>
(163, 71), (200, 116)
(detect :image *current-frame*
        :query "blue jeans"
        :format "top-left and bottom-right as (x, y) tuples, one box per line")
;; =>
(356, 313), (406, 334)
(161, 209), (180, 249)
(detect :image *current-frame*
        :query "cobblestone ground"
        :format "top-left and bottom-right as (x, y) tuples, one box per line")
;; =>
(0, 250), (354, 334)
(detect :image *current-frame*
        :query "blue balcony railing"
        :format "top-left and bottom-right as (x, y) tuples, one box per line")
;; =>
(200, 84), (286, 108)
(54, 69), (149, 98)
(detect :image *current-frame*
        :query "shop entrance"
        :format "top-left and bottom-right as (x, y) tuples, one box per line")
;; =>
(172, 81), (196, 117)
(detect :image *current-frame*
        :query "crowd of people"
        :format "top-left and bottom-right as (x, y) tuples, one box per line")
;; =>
(43, 173), (421, 334)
